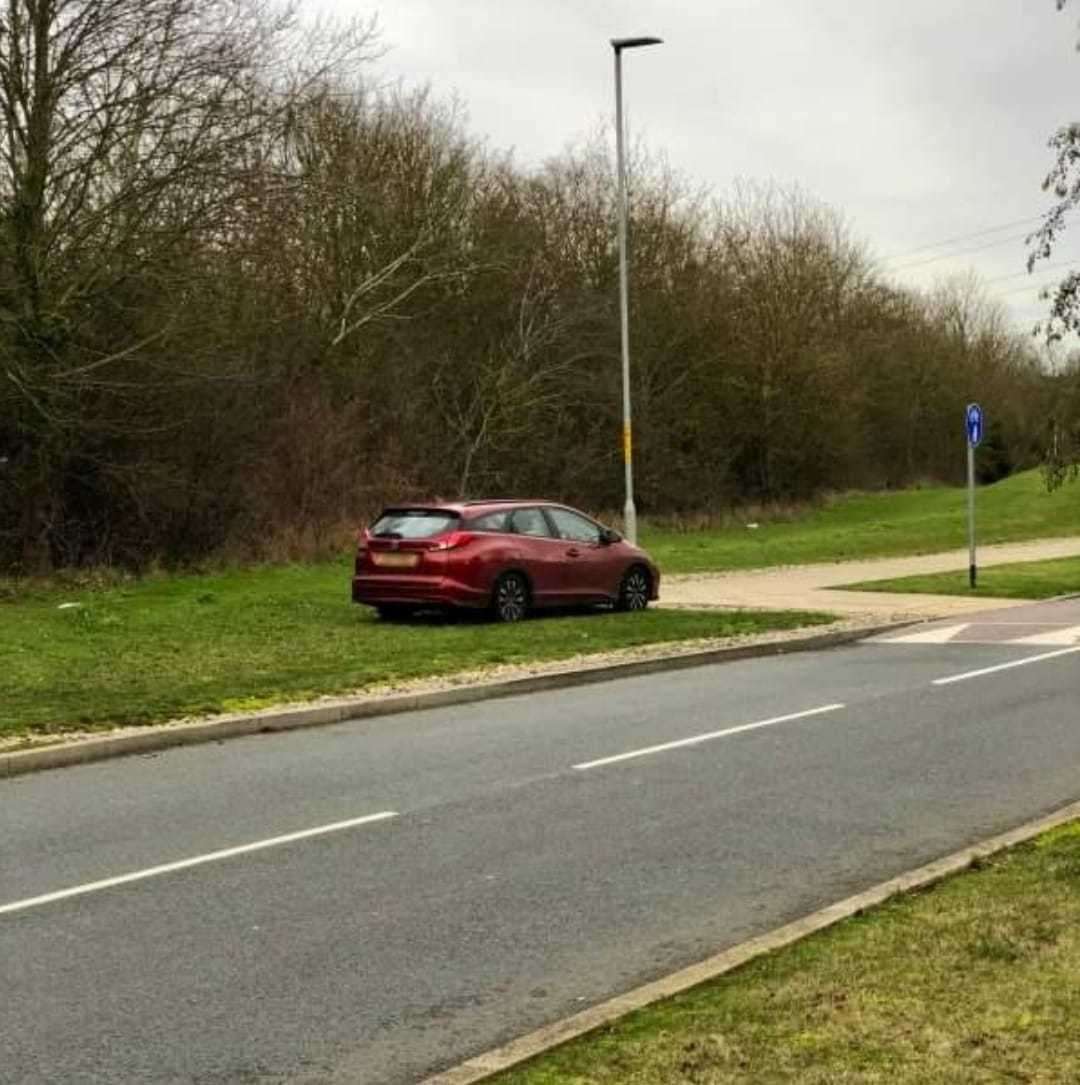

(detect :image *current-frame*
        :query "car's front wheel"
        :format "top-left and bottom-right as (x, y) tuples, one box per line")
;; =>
(616, 566), (651, 612)
(492, 572), (529, 623)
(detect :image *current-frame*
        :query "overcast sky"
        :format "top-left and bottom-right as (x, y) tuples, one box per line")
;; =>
(319, 0), (1080, 335)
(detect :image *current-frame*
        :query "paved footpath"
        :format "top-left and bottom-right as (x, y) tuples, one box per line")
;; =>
(660, 536), (1080, 620)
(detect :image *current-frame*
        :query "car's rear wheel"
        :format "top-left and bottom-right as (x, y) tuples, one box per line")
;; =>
(616, 566), (651, 612)
(492, 572), (529, 623)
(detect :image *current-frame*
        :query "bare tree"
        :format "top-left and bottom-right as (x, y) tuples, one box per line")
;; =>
(1022, 1), (1080, 480)
(708, 182), (871, 498)
(0, 0), (376, 567)
(1027, 1), (1080, 339)
(432, 263), (583, 496)
(268, 85), (481, 354)
(0, 24), (1054, 570)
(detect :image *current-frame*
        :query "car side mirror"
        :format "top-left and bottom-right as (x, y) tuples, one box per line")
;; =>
(599, 528), (620, 545)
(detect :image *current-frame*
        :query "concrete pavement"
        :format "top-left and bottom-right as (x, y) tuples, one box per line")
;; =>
(660, 535), (1080, 619)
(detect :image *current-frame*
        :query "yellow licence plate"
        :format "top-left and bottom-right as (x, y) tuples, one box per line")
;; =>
(372, 552), (419, 569)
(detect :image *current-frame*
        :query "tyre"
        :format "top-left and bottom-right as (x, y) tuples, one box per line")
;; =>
(616, 565), (650, 612)
(492, 572), (529, 623)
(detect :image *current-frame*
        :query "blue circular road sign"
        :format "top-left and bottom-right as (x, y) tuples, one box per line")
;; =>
(966, 403), (984, 448)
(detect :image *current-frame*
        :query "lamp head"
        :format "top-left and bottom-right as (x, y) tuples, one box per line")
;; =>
(611, 36), (663, 51)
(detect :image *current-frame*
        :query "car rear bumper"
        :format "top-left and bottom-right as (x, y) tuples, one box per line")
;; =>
(351, 574), (488, 609)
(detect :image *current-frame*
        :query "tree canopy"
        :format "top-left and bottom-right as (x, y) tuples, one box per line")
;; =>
(1024, 0), (1080, 480)
(0, 2), (1059, 571)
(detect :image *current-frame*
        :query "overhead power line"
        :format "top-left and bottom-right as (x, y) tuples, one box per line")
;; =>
(884, 230), (1034, 273)
(983, 259), (1078, 286)
(998, 274), (1072, 298)
(879, 214), (1044, 266)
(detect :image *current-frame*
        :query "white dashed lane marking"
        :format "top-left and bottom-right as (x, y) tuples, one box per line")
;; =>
(573, 704), (847, 771)
(934, 646), (1080, 686)
(0, 811), (399, 917)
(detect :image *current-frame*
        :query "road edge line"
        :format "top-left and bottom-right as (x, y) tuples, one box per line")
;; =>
(0, 622), (909, 779)
(417, 798), (1080, 1085)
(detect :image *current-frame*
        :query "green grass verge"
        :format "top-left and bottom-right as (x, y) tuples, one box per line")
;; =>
(0, 560), (834, 738)
(841, 555), (1080, 600)
(642, 470), (1080, 574)
(495, 821), (1080, 1084)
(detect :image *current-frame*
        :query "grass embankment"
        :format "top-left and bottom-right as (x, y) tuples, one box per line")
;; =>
(643, 470), (1080, 575)
(842, 555), (1080, 600)
(0, 563), (833, 739)
(5, 469), (1076, 740)
(496, 821), (1080, 1085)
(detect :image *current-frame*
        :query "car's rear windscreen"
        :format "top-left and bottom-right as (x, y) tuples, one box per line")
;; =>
(370, 509), (460, 539)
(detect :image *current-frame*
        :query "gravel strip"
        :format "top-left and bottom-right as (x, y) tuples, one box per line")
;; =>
(0, 616), (882, 755)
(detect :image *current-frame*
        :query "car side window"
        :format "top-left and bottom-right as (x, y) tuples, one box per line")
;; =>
(510, 507), (554, 538)
(468, 510), (511, 533)
(547, 508), (602, 544)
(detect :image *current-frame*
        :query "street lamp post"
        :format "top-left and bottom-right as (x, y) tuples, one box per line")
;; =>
(612, 35), (661, 545)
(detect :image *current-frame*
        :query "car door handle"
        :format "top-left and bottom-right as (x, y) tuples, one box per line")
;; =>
(566, 547), (581, 558)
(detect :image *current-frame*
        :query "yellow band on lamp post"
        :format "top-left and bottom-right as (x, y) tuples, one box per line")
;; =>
(622, 424), (632, 464)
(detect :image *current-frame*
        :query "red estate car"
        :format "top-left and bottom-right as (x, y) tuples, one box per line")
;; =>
(351, 500), (660, 622)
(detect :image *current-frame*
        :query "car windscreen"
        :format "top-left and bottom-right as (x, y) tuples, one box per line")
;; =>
(370, 509), (460, 539)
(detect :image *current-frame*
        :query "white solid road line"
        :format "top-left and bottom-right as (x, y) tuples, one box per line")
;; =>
(933, 646), (1080, 687)
(885, 623), (971, 645)
(572, 704), (847, 771)
(0, 811), (398, 917)
(1011, 624), (1080, 647)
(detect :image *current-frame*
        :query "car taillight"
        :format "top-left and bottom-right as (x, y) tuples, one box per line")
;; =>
(427, 530), (474, 551)
(355, 530), (369, 574)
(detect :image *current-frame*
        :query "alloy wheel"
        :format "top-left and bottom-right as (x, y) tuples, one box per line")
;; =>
(494, 574), (528, 622)
(620, 568), (650, 611)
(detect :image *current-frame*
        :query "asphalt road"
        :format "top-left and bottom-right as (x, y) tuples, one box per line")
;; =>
(3, 599), (1079, 1084)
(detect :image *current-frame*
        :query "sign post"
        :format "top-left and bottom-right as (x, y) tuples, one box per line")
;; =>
(965, 403), (984, 589)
